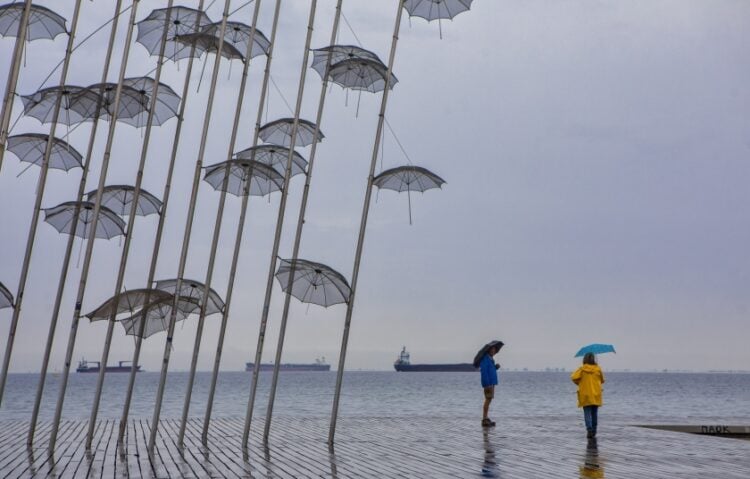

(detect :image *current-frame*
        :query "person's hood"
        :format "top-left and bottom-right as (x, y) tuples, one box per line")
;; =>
(580, 364), (600, 374)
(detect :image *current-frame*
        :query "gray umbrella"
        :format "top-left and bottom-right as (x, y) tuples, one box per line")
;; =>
(201, 21), (270, 60)
(275, 258), (351, 307)
(310, 45), (383, 79)
(154, 278), (225, 315)
(136, 6), (212, 61)
(66, 83), (148, 124)
(174, 32), (244, 61)
(43, 201), (126, 239)
(373, 165), (445, 224)
(119, 296), (202, 338)
(258, 118), (324, 148)
(120, 76), (181, 127)
(0, 282), (13, 310)
(20, 85), (90, 126)
(233, 144), (307, 177)
(203, 160), (284, 197)
(86, 185), (162, 217)
(403, 0), (474, 38)
(84, 288), (173, 322)
(6, 133), (82, 171)
(326, 58), (398, 93)
(0, 3), (66, 41)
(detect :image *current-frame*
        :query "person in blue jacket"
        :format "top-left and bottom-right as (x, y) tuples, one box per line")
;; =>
(480, 344), (501, 427)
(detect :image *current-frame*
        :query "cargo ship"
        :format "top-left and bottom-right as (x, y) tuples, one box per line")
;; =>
(245, 357), (330, 372)
(393, 347), (476, 372)
(76, 359), (141, 373)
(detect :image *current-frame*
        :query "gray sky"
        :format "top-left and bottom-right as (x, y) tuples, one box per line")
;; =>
(1, 0), (748, 373)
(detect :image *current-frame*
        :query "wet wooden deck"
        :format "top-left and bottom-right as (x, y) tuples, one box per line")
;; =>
(0, 416), (748, 477)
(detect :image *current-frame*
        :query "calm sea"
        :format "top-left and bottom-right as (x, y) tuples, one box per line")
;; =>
(1, 371), (748, 422)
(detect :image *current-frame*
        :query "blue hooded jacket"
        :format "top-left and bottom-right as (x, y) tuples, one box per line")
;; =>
(480, 354), (498, 387)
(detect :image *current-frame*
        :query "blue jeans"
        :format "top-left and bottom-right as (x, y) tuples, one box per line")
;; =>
(583, 406), (598, 432)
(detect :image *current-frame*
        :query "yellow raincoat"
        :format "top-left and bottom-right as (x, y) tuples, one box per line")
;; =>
(571, 364), (605, 407)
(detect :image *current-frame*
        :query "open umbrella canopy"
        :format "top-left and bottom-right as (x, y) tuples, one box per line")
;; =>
(326, 58), (398, 93)
(85, 288), (173, 321)
(65, 83), (148, 124)
(472, 340), (504, 368)
(20, 85), (90, 126)
(43, 201), (126, 240)
(275, 258), (351, 307)
(154, 278), (225, 315)
(0, 3), (67, 41)
(373, 165), (446, 224)
(174, 32), (244, 61)
(86, 185), (162, 217)
(136, 6), (212, 61)
(201, 21), (270, 60)
(203, 159), (284, 197)
(6, 133), (82, 171)
(0, 282), (14, 310)
(310, 44), (383, 79)
(233, 145), (308, 178)
(258, 118), (324, 148)
(121, 76), (182, 127)
(575, 344), (616, 358)
(119, 296), (202, 338)
(402, 0), (474, 21)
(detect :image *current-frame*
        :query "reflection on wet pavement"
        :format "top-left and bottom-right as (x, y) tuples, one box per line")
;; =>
(580, 438), (605, 478)
(481, 428), (500, 477)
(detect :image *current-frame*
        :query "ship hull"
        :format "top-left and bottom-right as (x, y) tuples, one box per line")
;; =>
(245, 363), (330, 372)
(394, 363), (477, 372)
(76, 366), (141, 373)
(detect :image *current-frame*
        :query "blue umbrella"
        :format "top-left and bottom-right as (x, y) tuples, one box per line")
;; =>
(575, 344), (615, 358)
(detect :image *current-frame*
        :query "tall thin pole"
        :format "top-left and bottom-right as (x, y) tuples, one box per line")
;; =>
(0, 0), (33, 172)
(202, 0), (282, 445)
(263, 0), (343, 443)
(49, 0), (141, 453)
(177, 0), (263, 448)
(118, 0), (206, 449)
(27, 0), (124, 446)
(0, 0), (84, 408)
(329, 0), (404, 447)
(85, 0), (175, 451)
(147, 0), (232, 456)
(242, 0), (317, 450)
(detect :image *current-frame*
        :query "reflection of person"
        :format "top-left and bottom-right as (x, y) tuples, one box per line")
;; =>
(571, 353), (605, 438)
(480, 345), (500, 427)
(579, 438), (605, 478)
(481, 429), (499, 477)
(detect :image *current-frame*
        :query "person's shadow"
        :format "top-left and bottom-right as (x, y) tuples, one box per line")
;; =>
(579, 438), (605, 478)
(480, 429), (500, 477)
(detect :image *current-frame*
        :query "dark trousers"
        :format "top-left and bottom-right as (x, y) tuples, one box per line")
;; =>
(583, 405), (598, 432)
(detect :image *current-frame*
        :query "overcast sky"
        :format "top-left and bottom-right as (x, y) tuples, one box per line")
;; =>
(1, 0), (748, 374)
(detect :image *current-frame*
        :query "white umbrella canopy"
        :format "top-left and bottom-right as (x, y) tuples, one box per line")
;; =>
(258, 118), (324, 148)
(201, 20), (270, 60)
(0, 282), (14, 310)
(135, 6), (212, 61)
(326, 58), (398, 93)
(20, 86), (90, 126)
(6, 133), (82, 171)
(275, 258), (351, 308)
(85, 288), (173, 322)
(43, 201), (126, 240)
(153, 278), (225, 315)
(119, 296), (202, 339)
(402, 0), (473, 21)
(86, 185), (162, 217)
(233, 144), (308, 177)
(373, 165), (446, 225)
(203, 159), (284, 197)
(120, 76), (182, 127)
(310, 44), (383, 79)
(0, 3), (66, 41)
(173, 32), (244, 61)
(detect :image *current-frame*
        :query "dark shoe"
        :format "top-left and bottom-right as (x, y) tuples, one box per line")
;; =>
(482, 418), (496, 428)
(586, 430), (594, 439)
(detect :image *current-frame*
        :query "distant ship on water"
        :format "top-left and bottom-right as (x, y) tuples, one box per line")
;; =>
(76, 359), (141, 373)
(245, 357), (331, 372)
(393, 347), (477, 372)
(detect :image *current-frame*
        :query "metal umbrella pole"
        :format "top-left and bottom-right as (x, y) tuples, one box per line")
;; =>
(85, 0), (175, 451)
(0, 0), (33, 172)
(202, 0), (282, 445)
(263, 0), (343, 443)
(242, 0), (318, 450)
(329, 0), (404, 447)
(0, 0), (85, 408)
(49, 1), (140, 453)
(176, 0), (263, 449)
(147, 0), (231, 457)
(27, 0), (124, 446)
(118, 0), (207, 450)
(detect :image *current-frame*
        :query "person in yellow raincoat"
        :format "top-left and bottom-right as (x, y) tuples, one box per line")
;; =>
(571, 352), (605, 438)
